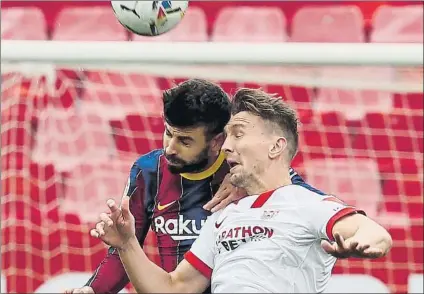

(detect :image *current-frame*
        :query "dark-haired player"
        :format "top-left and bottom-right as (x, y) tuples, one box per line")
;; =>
(65, 79), (313, 294)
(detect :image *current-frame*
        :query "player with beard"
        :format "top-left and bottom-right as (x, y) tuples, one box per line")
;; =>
(66, 79), (314, 294)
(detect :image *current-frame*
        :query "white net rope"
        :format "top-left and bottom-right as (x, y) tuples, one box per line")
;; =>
(1, 58), (423, 293)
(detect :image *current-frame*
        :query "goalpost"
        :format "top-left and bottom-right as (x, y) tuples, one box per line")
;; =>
(1, 40), (423, 293)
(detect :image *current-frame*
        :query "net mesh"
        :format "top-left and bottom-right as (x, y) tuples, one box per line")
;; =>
(1, 63), (423, 293)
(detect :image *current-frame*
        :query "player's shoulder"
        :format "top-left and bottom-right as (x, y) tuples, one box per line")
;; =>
(133, 149), (164, 172)
(273, 184), (329, 205)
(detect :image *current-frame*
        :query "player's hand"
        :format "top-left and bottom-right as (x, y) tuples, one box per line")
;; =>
(203, 174), (247, 212)
(63, 286), (94, 294)
(321, 232), (386, 259)
(90, 196), (136, 250)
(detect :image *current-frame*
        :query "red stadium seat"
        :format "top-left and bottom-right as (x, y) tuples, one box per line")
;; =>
(132, 7), (208, 42)
(61, 154), (134, 223)
(81, 71), (163, 119)
(363, 113), (423, 154)
(303, 158), (409, 227)
(318, 112), (352, 150)
(212, 7), (287, 42)
(32, 107), (114, 172)
(52, 7), (127, 41)
(291, 6), (391, 120)
(1, 7), (47, 40)
(314, 67), (394, 120)
(110, 114), (164, 155)
(291, 5), (365, 42)
(371, 5), (423, 43)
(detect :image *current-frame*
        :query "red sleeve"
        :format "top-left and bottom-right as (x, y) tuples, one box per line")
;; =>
(325, 207), (366, 242)
(86, 164), (152, 292)
(184, 251), (213, 279)
(86, 249), (129, 293)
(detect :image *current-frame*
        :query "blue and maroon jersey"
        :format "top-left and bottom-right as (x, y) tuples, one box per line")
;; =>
(86, 149), (315, 293)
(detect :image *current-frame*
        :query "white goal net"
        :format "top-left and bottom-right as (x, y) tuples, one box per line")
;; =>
(1, 41), (423, 293)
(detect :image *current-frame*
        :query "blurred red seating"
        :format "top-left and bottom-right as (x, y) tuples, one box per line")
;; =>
(32, 107), (114, 172)
(212, 6), (287, 42)
(61, 154), (134, 223)
(291, 5), (364, 42)
(1, 7), (47, 40)
(371, 5), (423, 43)
(52, 7), (127, 41)
(303, 157), (409, 227)
(132, 6), (208, 42)
(81, 71), (163, 120)
(110, 115), (164, 155)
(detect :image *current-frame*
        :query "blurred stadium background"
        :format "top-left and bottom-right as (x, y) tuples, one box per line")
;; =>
(1, 1), (423, 293)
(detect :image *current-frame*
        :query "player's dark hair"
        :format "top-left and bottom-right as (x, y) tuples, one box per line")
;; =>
(231, 88), (299, 160)
(163, 79), (231, 139)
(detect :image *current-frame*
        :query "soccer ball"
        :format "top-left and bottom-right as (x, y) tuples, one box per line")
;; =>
(111, 1), (189, 36)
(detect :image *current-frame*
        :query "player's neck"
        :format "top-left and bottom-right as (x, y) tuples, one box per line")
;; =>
(245, 166), (292, 195)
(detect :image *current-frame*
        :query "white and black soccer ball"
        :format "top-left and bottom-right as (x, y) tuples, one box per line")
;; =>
(111, 1), (189, 36)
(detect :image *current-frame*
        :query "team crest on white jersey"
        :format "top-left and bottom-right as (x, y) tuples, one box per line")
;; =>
(261, 209), (280, 220)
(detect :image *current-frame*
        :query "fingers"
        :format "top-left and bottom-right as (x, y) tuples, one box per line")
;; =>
(90, 228), (100, 238)
(321, 240), (336, 254)
(203, 196), (221, 211)
(99, 212), (113, 226)
(211, 197), (232, 213)
(120, 195), (131, 218)
(107, 199), (119, 215)
(363, 247), (384, 258)
(95, 221), (106, 236)
(333, 233), (347, 250)
(90, 215), (113, 238)
(204, 187), (228, 211)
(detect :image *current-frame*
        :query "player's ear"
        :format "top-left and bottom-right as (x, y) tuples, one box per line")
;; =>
(269, 137), (287, 159)
(210, 132), (225, 154)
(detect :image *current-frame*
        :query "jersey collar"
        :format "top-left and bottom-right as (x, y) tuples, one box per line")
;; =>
(180, 151), (226, 181)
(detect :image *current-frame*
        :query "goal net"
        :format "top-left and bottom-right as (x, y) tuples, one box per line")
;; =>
(1, 41), (423, 293)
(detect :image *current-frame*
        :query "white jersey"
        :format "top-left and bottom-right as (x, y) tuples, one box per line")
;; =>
(184, 184), (365, 293)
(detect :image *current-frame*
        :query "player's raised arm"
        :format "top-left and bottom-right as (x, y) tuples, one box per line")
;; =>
(91, 197), (211, 293)
(312, 196), (392, 259)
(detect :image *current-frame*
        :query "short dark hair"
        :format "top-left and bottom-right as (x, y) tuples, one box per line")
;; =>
(163, 79), (231, 138)
(231, 88), (299, 160)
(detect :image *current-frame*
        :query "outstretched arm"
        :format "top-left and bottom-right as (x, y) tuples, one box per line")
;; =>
(91, 197), (210, 294)
(118, 237), (209, 293)
(322, 213), (393, 259)
(314, 196), (392, 259)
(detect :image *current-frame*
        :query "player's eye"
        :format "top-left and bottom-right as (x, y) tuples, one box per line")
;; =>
(180, 140), (191, 147)
(165, 129), (172, 137)
(235, 132), (244, 139)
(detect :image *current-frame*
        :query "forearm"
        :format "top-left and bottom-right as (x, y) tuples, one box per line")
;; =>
(86, 249), (129, 293)
(118, 237), (176, 293)
(350, 223), (392, 256)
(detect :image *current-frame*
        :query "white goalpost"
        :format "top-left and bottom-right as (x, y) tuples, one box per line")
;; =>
(1, 40), (423, 293)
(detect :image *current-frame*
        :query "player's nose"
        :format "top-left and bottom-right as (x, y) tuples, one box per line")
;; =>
(165, 138), (178, 155)
(221, 136), (234, 154)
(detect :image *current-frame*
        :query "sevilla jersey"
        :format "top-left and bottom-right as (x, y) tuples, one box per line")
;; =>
(185, 184), (365, 293)
(86, 149), (314, 293)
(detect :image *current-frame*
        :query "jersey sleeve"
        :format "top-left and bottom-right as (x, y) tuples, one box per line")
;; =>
(308, 195), (366, 241)
(184, 212), (219, 279)
(86, 163), (152, 292)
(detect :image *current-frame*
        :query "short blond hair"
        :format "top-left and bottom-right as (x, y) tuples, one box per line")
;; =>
(231, 88), (299, 160)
